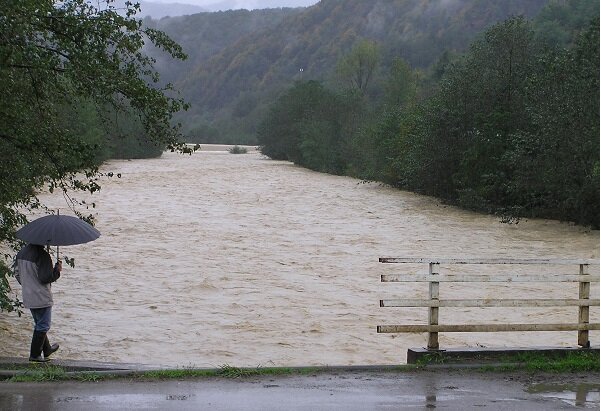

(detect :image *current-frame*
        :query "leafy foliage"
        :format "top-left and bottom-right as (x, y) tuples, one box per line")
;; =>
(507, 19), (600, 224)
(336, 40), (380, 93)
(0, 0), (189, 311)
(257, 81), (364, 175)
(397, 16), (599, 226)
(229, 145), (248, 154)
(421, 17), (538, 210)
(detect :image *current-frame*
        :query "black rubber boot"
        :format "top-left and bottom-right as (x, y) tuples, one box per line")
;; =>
(42, 334), (59, 358)
(29, 330), (49, 362)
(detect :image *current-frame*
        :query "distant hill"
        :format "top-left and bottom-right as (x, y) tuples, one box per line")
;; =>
(200, 0), (318, 11)
(138, 2), (206, 18)
(112, 0), (206, 18)
(145, 8), (302, 87)
(145, 0), (579, 142)
(128, 0), (317, 18)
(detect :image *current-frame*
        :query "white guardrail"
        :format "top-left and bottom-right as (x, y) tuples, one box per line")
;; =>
(377, 258), (600, 350)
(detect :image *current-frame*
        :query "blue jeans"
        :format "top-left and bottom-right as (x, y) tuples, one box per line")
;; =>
(30, 307), (52, 332)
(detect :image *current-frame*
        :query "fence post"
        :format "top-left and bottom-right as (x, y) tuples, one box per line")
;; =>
(427, 262), (440, 350)
(578, 264), (590, 347)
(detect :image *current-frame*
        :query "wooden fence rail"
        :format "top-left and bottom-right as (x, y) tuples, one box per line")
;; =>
(377, 258), (600, 350)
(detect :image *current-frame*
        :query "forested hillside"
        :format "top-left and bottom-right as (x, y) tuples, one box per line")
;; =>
(256, 1), (599, 228)
(148, 0), (551, 142)
(145, 8), (301, 87)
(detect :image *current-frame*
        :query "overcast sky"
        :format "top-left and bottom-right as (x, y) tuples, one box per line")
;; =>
(149, 0), (320, 8)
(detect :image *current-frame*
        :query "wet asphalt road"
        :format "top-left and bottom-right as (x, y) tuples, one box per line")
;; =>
(0, 369), (598, 410)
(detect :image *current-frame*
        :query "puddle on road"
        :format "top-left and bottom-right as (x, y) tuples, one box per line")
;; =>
(527, 383), (600, 408)
(0, 392), (196, 410)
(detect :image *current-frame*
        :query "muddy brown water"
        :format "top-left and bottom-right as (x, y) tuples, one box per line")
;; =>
(1, 145), (598, 367)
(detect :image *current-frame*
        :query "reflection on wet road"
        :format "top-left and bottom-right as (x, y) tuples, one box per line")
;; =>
(0, 370), (598, 410)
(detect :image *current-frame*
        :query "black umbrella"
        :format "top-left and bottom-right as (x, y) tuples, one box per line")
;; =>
(16, 213), (100, 258)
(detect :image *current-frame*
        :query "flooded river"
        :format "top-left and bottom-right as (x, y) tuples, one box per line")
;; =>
(1, 146), (598, 367)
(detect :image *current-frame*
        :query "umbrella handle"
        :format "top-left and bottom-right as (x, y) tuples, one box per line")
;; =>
(56, 210), (59, 261)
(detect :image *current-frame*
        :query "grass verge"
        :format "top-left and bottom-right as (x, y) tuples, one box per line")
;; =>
(2, 351), (598, 382)
(138, 365), (347, 380)
(513, 351), (600, 372)
(415, 350), (600, 372)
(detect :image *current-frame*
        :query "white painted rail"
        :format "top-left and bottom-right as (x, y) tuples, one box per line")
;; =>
(377, 258), (600, 350)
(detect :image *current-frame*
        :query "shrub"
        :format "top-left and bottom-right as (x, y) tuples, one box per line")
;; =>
(229, 145), (248, 154)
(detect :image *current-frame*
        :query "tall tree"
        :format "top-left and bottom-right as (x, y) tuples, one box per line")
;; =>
(335, 39), (380, 94)
(0, 0), (190, 311)
(383, 57), (417, 108)
(420, 17), (537, 209)
(508, 18), (600, 225)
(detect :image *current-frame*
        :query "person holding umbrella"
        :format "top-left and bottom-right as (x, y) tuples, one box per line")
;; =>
(14, 243), (62, 362)
(14, 212), (100, 362)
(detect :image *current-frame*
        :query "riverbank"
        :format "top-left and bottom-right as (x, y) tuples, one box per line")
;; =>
(1, 348), (598, 380)
(188, 143), (259, 152)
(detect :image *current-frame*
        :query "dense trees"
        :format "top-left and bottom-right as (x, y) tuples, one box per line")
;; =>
(412, 17), (538, 210)
(510, 20), (600, 224)
(0, 0), (189, 311)
(258, 13), (599, 229)
(395, 17), (599, 225)
(257, 81), (363, 174)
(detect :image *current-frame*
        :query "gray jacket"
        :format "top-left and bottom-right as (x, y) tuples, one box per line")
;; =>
(14, 245), (59, 309)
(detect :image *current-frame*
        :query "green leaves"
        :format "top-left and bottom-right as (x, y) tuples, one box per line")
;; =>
(335, 39), (380, 93)
(397, 16), (599, 227)
(258, 80), (363, 174)
(0, 0), (189, 310)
